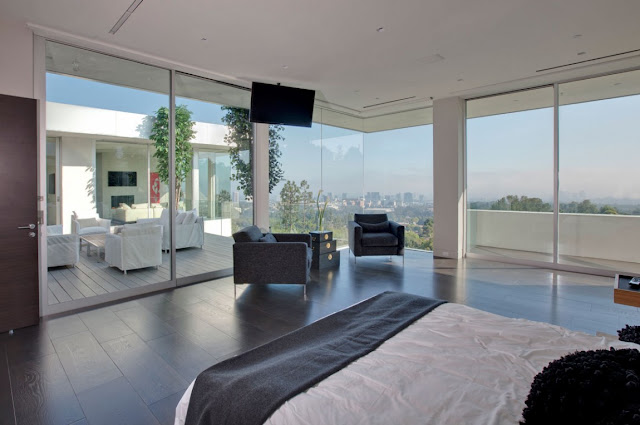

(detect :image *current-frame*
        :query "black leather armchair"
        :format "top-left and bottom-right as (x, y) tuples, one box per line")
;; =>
(232, 225), (312, 297)
(348, 214), (405, 264)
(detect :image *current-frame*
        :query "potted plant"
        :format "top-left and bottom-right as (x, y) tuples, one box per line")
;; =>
(310, 190), (331, 242)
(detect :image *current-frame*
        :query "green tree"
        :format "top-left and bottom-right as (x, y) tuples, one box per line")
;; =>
(149, 105), (196, 210)
(490, 195), (551, 212)
(577, 199), (598, 214)
(221, 107), (284, 199)
(599, 205), (618, 214)
(299, 180), (314, 231)
(279, 180), (301, 231)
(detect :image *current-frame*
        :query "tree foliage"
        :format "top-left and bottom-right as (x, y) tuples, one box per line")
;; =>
(279, 180), (301, 232)
(490, 195), (551, 212)
(149, 105), (196, 210)
(221, 107), (284, 200)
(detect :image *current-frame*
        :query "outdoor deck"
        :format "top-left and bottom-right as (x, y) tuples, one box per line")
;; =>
(47, 233), (234, 305)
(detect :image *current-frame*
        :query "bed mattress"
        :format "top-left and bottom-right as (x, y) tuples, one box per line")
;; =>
(175, 302), (637, 425)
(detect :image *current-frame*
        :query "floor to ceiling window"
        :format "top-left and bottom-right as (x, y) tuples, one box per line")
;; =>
(45, 41), (172, 308)
(269, 109), (433, 250)
(558, 70), (640, 274)
(466, 69), (640, 275)
(466, 87), (555, 262)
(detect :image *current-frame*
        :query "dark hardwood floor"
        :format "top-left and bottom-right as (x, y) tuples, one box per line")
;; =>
(1, 249), (638, 425)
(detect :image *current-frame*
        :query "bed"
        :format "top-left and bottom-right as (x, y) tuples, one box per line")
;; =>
(175, 292), (637, 425)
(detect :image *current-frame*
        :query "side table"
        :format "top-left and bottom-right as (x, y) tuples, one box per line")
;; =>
(310, 231), (340, 270)
(614, 274), (640, 307)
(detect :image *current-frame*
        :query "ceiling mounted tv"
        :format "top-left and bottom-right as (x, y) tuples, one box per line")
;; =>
(249, 82), (315, 127)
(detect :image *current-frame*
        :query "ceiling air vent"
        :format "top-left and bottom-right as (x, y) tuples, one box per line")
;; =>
(537, 48), (640, 72)
(363, 96), (416, 109)
(109, 0), (144, 34)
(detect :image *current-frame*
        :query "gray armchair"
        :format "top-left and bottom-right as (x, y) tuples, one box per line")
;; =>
(232, 225), (312, 297)
(348, 213), (405, 264)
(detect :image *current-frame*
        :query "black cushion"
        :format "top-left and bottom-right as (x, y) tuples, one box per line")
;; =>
(233, 225), (263, 243)
(259, 233), (278, 243)
(361, 233), (398, 247)
(360, 221), (390, 233)
(354, 213), (388, 224)
(521, 348), (640, 425)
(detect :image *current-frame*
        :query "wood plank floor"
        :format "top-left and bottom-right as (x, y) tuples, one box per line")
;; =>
(3, 249), (639, 425)
(47, 234), (234, 305)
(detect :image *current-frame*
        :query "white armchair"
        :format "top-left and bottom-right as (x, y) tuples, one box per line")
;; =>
(104, 224), (162, 274)
(72, 211), (111, 237)
(47, 225), (79, 268)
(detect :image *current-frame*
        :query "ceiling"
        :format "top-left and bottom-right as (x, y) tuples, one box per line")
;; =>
(3, 0), (640, 119)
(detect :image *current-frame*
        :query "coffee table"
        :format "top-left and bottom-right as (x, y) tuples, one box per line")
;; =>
(80, 234), (107, 262)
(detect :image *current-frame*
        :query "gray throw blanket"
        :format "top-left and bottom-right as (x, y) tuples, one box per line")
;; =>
(185, 291), (446, 425)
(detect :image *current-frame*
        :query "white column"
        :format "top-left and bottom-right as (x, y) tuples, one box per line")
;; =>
(433, 97), (465, 259)
(253, 123), (270, 230)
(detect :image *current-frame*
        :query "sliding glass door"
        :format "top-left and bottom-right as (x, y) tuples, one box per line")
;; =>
(466, 69), (640, 275)
(466, 88), (554, 262)
(45, 41), (173, 311)
(174, 73), (252, 281)
(558, 70), (640, 274)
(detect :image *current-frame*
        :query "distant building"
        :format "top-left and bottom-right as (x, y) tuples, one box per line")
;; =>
(404, 192), (413, 204)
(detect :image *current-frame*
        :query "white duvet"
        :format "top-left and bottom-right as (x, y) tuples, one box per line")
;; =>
(175, 303), (637, 425)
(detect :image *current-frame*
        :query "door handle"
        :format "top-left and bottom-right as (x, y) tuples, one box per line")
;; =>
(18, 224), (36, 230)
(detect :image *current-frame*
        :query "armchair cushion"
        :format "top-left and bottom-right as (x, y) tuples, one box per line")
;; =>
(360, 221), (390, 233)
(361, 233), (398, 247)
(78, 226), (109, 236)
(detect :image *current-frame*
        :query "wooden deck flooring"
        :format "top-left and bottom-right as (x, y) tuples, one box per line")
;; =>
(47, 234), (234, 305)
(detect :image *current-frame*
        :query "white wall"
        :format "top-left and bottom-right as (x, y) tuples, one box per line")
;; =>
(433, 97), (465, 259)
(97, 148), (149, 218)
(60, 137), (96, 232)
(0, 19), (33, 98)
(468, 209), (640, 264)
(47, 102), (229, 147)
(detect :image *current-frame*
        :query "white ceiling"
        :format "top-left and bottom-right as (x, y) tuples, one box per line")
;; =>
(3, 0), (640, 118)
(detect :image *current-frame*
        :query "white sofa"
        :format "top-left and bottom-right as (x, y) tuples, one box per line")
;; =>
(104, 224), (162, 274)
(138, 209), (204, 251)
(47, 225), (79, 268)
(112, 203), (164, 223)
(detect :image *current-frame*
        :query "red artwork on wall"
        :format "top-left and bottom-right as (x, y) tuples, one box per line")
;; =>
(150, 172), (160, 203)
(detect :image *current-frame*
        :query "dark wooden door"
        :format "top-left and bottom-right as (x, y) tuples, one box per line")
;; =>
(0, 93), (39, 332)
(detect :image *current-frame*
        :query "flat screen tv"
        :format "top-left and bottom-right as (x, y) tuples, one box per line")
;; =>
(108, 171), (137, 187)
(249, 82), (315, 127)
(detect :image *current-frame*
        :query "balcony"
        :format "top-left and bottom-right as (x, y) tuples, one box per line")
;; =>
(467, 210), (640, 274)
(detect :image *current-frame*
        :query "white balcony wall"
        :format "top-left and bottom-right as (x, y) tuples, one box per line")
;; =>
(468, 209), (640, 263)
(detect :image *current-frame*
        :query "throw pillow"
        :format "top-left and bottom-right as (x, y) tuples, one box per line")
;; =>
(359, 221), (390, 233)
(259, 233), (278, 243)
(182, 211), (197, 226)
(176, 212), (188, 225)
(521, 348), (640, 424)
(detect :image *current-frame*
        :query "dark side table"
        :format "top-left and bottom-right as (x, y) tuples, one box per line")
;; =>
(310, 231), (340, 270)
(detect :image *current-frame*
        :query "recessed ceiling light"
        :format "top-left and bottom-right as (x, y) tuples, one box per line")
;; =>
(376, 27), (385, 33)
(375, 97), (380, 100)
(614, 82), (622, 86)
(457, 78), (464, 82)
(201, 37), (207, 41)
(573, 34), (582, 38)
(282, 65), (288, 69)
(577, 51), (586, 56)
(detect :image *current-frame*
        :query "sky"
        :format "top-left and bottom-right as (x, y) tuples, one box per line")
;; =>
(47, 72), (640, 205)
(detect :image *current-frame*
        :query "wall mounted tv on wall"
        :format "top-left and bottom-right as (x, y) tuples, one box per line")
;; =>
(108, 171), (137, 187)
(249, 82), (315, 127)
